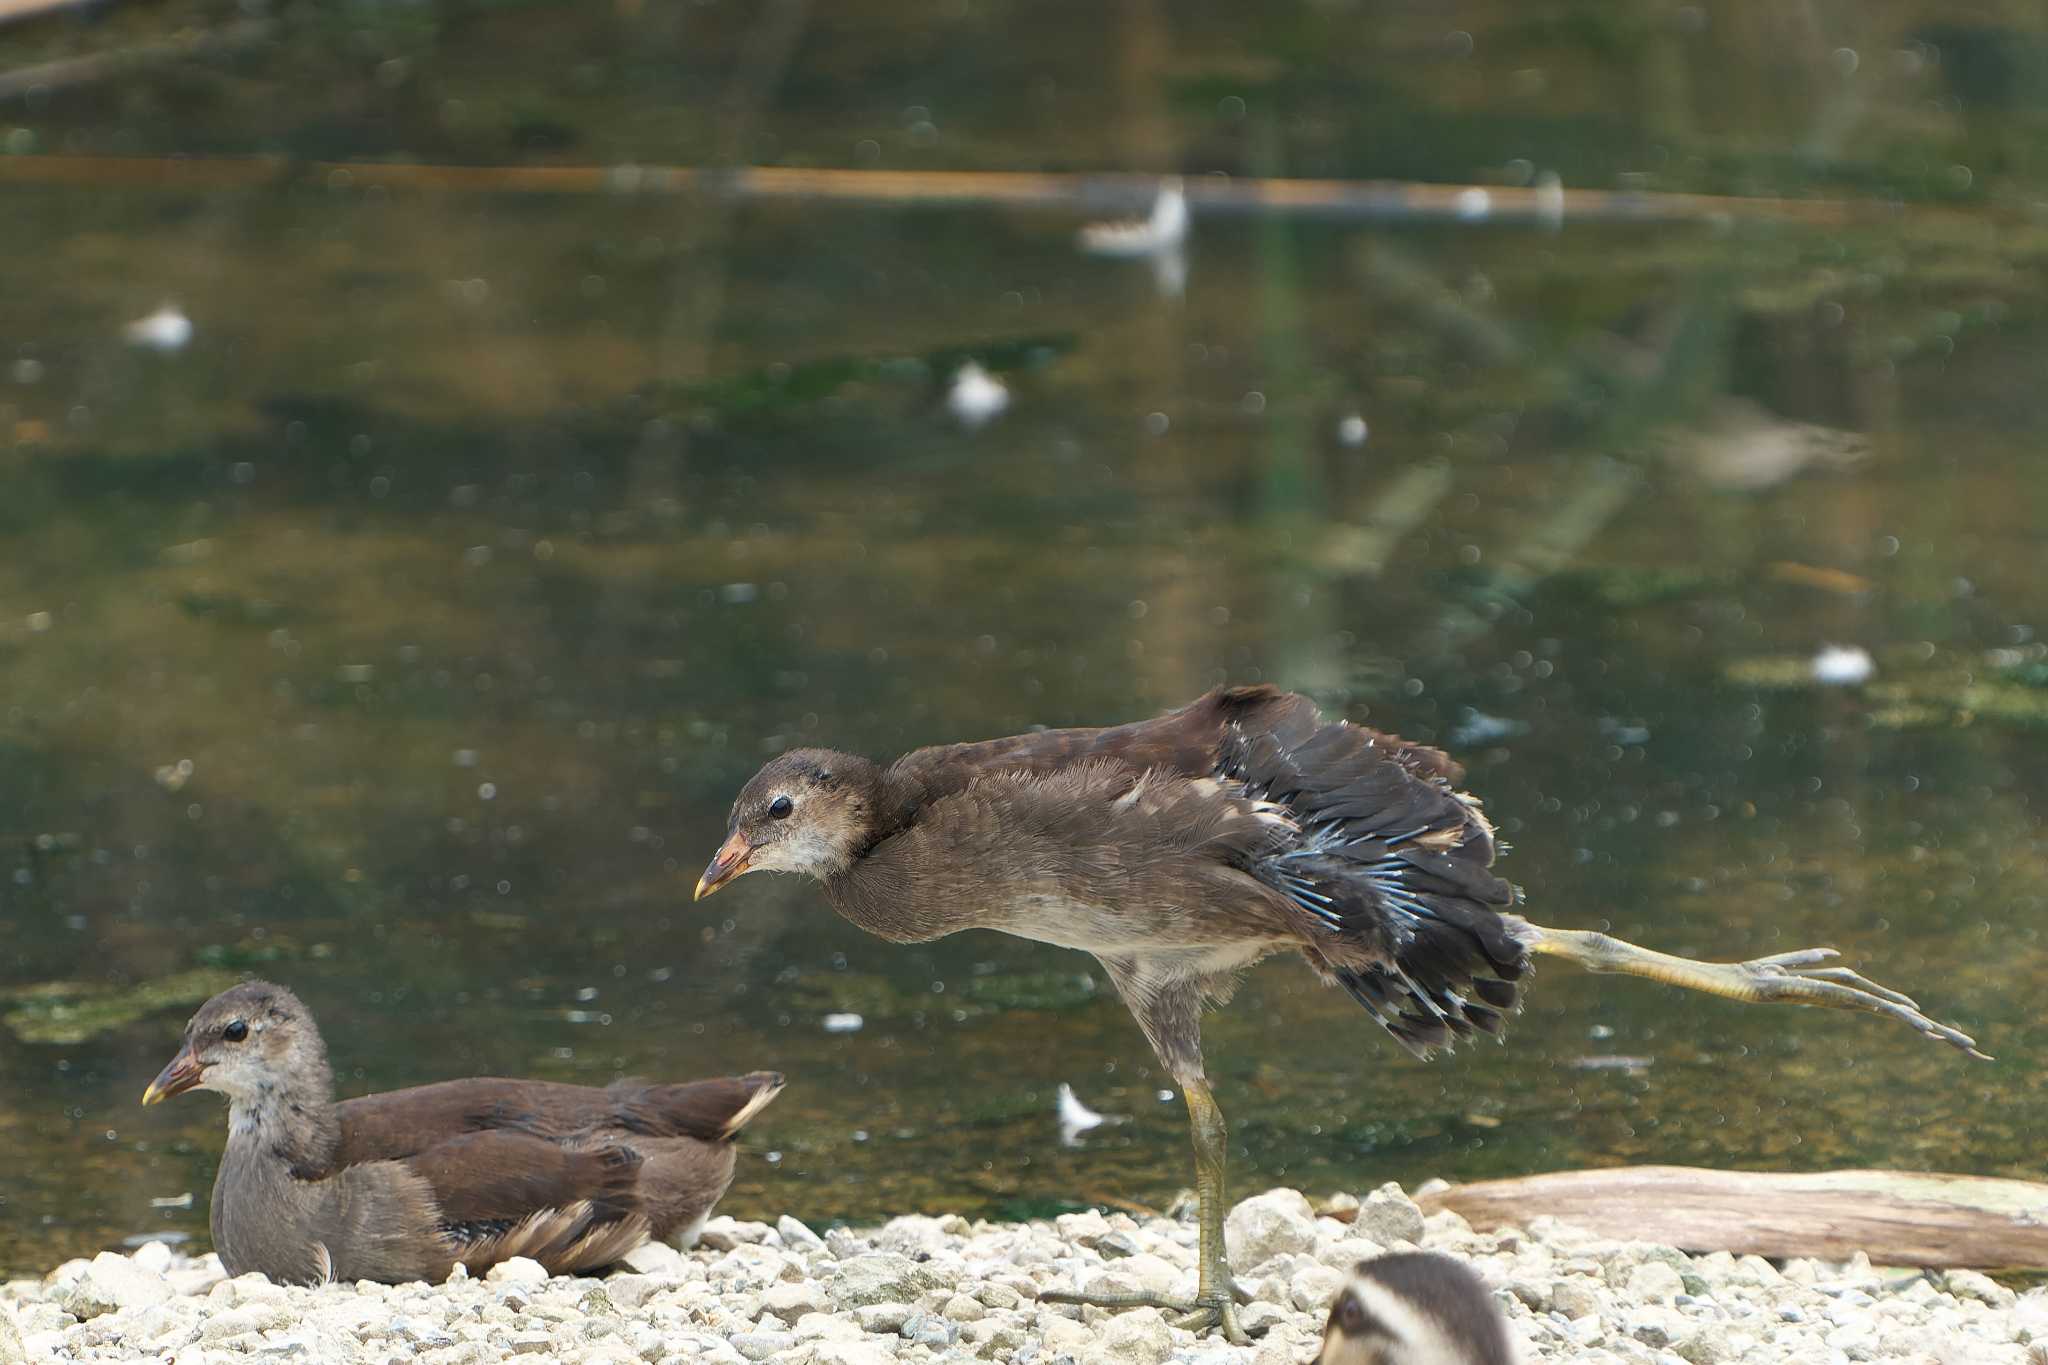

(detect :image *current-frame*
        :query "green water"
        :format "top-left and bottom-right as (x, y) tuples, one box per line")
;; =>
(2, 0), (2046, 1276)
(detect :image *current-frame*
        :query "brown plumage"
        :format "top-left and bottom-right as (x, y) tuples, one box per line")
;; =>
(699, 684), (1980, 1342)
(141, 981), (782, 1285)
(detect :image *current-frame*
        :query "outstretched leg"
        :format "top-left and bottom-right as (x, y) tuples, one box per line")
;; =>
(1525, 925), (1987, 1059)
(1039, 1075), (1251, 1342)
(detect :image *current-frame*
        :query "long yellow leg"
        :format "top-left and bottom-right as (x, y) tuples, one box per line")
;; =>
(1526, 926), (1987, 1059)
(1039, 1077), (1251, 1343)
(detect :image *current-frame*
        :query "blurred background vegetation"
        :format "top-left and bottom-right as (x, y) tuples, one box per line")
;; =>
(1, 0), (2044, 1273)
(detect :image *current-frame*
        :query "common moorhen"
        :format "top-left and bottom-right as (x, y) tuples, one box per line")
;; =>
(1315, 1252), (1516, 1365)
(697, 684), (1980, 1341)
(141, 981), (783, 1285)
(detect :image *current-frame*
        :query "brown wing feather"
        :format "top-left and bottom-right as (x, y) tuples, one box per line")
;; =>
(401, 1129), (643, 1229)
(886, 685), (1464, 808)
(328, 1071), (782, 1170)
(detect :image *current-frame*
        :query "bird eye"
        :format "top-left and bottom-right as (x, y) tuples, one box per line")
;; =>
(1335, 1292), (1368, 1334)
(768, 795), (794, 820)
(222, 1020), (249, 1043)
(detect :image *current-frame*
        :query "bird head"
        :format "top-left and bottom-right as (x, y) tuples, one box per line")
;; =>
(1316, 1252), (1515, 1365)
(142, 981), (329, 1108)
(696, 749), (883, 899)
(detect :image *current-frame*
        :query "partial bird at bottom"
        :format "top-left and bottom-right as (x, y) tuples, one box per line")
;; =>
(1316, 1252), (1517, 1365)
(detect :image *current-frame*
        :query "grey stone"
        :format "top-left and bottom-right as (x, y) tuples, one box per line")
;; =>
(617, 1242), (686, 1277)
(1627, 1262), (1687, 1306)
(1353, 1184), (1426, 1249)
(762, 1280), (832, 1319)
(794, 1311), (864, 1342)
(1100, 1306), (1173, 1364)
(828, 1254), (946, 1307)
(1946, 1269), (2017, 1308)
(1091, 1231), (1139, 1261)
(824, 1228), (868, 1260)
(852, 1301), (914, 1334)
(1674, 1324), (1737, 1365)
(1315, 1236), (1385, 1275)
(1038, 1314), (1093, 1356)
(728, 1331), (796, 1361)
(604, 1275), (673, 1311)
(55, 1252), (172, 1319)
(1238, 1301), (1290, 1336)
(1226, 1189), (1318, 1269)
(1054, 1210), (1111, 1247)
(0, 1304), (23, 1365)
(698, 1219), (776, 1251)
(902, 1310), (958, 1348)
(199, 1302), (293, 1341)
(1290, 1262), (1345, 1312)
(811, 1342), (897, 1365)
(1552, 1278), (1603, 1319)
(778, 1216), (827, 1253)
(486, 1258), (550, 1287)
(873, 1215), (953, 1257)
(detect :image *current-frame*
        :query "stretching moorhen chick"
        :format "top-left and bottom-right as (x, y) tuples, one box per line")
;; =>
(142, 981), (782, 1285)
(697, 684), (1981, 1341)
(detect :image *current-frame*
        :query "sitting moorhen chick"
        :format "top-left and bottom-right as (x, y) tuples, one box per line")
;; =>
(697, 684), (1981, 1342)
(142, 981), (782, 1285)
(1316, 1252), (1516, 1365)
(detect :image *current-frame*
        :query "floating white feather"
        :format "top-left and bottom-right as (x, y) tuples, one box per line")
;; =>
(946, 362), (1009, 429)
(1078, 178), (1188, 257)
(124, 303), (193, 353)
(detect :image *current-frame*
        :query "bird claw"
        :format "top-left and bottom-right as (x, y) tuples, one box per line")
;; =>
(1173, 1297), (1253, 1345)
(1738, 949), (1990, 1060)
(1036, 1288), (1259, 1344)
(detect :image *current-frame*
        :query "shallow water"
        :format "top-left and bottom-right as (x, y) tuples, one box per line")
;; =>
(2, 0), (2047, 1275)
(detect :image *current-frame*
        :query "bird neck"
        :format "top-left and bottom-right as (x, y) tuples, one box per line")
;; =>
(223, 1057), (340, 1177)
(212, 1096), (338, 1283)
(856, 767), (937, 853)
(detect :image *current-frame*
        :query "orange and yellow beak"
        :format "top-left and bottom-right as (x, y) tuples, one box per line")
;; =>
(694, 831), (754, 901)
(141, 1043), (204, 1106)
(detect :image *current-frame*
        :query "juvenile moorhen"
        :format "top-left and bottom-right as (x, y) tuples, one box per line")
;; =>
(697, 684), (1981, 1341)
(141, 981), (783, 1285)
(1315, 1252), (1515, 1365)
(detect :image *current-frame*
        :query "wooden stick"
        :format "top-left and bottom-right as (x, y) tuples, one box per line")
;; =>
(0, 18), (270, 99)
(1417, 1165), (2048, 1268)
(0, 153), (1910, 227)
(0, 0), (95, 29)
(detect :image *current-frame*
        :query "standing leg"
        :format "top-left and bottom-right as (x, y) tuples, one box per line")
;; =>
(1039, 1075), (1249, 1344)
(1039, 960), (1252, 1342)
(1177, 1074), (1249, 1342)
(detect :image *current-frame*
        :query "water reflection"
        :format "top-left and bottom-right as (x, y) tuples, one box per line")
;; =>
(2, 0), (2045, 1276)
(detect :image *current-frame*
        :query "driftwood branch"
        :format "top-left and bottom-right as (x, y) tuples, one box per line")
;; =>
(0, 154), (1899, 228)
(1418, 1165), (2048, 1269)
(0, 0), (94, 29)
(0, 17), (269, 99)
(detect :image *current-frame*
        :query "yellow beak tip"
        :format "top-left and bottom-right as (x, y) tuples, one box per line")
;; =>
(692, 877), (713, 902)
(140, 1086), (162, 1106)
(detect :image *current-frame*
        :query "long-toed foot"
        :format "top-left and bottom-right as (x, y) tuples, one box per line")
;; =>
(1528, 929), (1989, 1059)
(1036, 1287), (1257, 1345)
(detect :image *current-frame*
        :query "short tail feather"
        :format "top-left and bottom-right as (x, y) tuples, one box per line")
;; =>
(1215, 691), (1528, 1058)
(606, 1070), (785, 1142)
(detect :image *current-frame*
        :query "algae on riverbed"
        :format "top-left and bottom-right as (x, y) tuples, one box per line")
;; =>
(1, 969), (239, 1045)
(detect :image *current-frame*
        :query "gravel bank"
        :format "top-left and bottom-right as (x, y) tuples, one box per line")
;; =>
(5, 1183), (2045, 1364)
